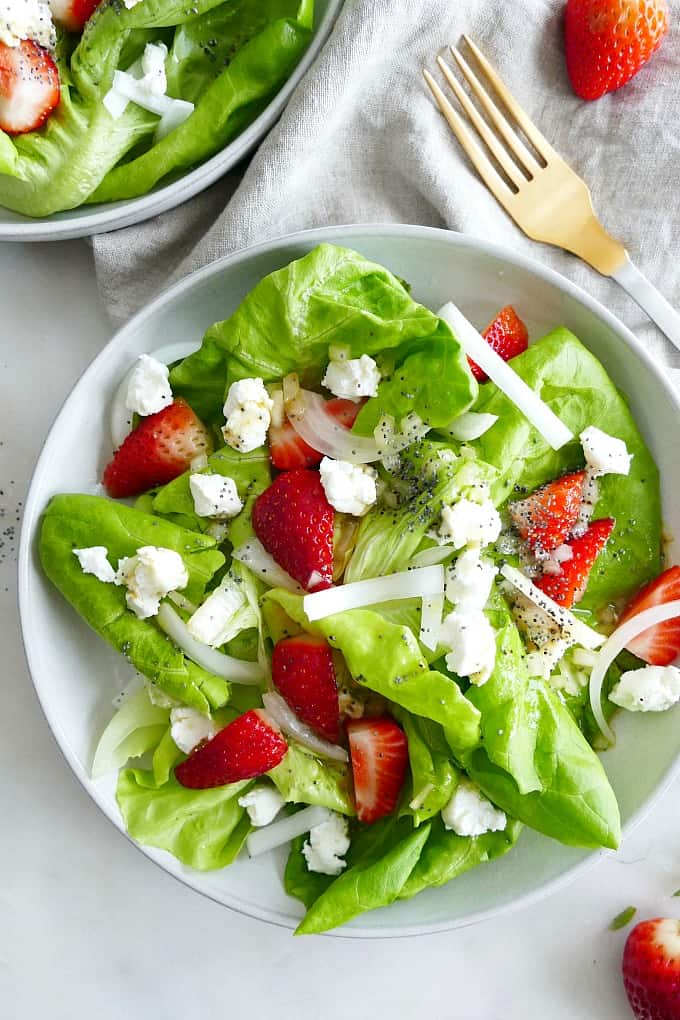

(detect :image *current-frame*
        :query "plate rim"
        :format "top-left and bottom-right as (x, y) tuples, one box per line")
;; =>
(18, 223), (680, 937)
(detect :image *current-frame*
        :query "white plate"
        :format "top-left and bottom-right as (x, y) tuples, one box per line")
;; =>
(18, 225), (680, 937)
(0, 0), (342, 242)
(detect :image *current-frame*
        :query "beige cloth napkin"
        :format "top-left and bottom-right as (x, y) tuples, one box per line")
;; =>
(92, 0), (680, 381)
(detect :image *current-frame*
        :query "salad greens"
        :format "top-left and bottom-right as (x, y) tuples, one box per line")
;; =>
(0, 0), (313, 216)
(39, 243), (666, 934)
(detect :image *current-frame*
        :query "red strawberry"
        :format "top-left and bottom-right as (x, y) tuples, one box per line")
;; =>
(175, 709), (287, 789)
(272, 634), (340, 742)
(252, 469), (334, 591)
(510, 471), (587, 553)
(469, 305), (529, 383)
(270, 398), (363, 471)
(535, 517), (615, 607)
(347, 717), (408, 824)
(565, 0), (669, 102)
(619, 566), (680, 666)
(622, 917), (680, 1020)
(103, 398), (211, 498)
(49, 0), (101, 31)
(0, 41), (60, 136)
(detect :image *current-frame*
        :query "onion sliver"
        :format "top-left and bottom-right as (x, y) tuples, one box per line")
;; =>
(303, 565), (445, 622)
(232, 538), (303, 593)
(444, 411), (498, 442)
(289, 390), (381, 464)
(246, 805), (332, 858)
(262, 692), (349, 762)
(410, 545), (456, 568)
(589, 599), (680, 744)
(500, 564), (604, 650)
(110, 342), (199, 449)
(420, 594), (444, 651)
(157, 603), (264, 685)
(438, 302), (573, 451)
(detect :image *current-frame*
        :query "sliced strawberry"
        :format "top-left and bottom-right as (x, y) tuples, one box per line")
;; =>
(269, 398), (363, 470)
(622, 917), (680, 1020)
(49, 0), (101, 31)
(619, 566), (680, 666)
(347, 717), (408, 824)
(175, 709), (287, 789)
(510, 471), (587, 553)
(252, 469), (334, 591)
(103, 398), (212, 498)
(272, 634), (340, 742)
(535, 518), (615, 608)
(0, 41), (60, 136)
(469, 305), (529, 383)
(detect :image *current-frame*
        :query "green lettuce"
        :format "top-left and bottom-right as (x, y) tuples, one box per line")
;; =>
(91, 688), (170, 779)
(394, 711), (458, 825)
(268, 743), (355, 816)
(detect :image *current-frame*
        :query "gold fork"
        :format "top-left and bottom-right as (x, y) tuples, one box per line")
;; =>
(424, 37), (680, 350)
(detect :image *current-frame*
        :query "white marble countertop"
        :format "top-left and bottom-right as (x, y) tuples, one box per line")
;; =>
(3, 238), (680, 1020)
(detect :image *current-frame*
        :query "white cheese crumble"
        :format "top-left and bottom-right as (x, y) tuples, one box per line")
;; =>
(222, 377), (273, 453)
(116, 546), (188, 619)
(446, 547), (497, 610)
(238, 785), (285, 827)
(441, 778), (506, 837)
(186, 575), (247, 648)
(302, 812), (350, 876)
(125, 354), (172, 417)
(440, 609), (497, 685)
(609, 665), (680, 713)
(0, 0), (55, 49)
(73, 546), (117, 584)
(580, 426), (632, 477)
(318, 457), (377, 516)
(439, 497), (502, 550)
(322, 353), (380, 401)
(170, 706), (217, 754)
(189, 473), (243, 519)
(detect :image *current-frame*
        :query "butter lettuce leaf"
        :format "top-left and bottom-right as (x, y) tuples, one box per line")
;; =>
(394, 710), (458, 825)
(91, 688), (170, 779)
(268, 743), (355, 816)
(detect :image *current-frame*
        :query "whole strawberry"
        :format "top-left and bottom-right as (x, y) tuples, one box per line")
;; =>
(623, 917), (680, 1019)
(565, 0), (669, 101)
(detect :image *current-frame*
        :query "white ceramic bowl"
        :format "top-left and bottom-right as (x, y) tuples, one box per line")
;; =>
(0, 0), (342, 242)
(19, 225), (680, 937)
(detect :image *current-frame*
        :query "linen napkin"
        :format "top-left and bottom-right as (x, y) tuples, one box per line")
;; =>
(92, 0), (680, 383)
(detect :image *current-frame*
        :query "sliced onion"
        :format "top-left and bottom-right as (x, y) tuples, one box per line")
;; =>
(409, 783), (434, 812)
(288, 389), (381, 464)
(262, 692), (349, 762)
(303, 564), (445, 622)
(500, 564), (604, 650)
(410, 545), (456, 568)
(420, 594), (444, 651)
(589, 600), (680, 744)
(438, 302), (573, 451)
(232, 538), (303, 593)
(157, 603), (265, 684)
(246, 805), (331, 858)
(167, 590), (198, 614)
(107, 70), (194, 123)
(443, 411), (498, 442)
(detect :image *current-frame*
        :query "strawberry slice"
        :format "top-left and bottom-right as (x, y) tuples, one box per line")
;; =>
(175, 709), (287, 789)
(347, 717), (408, 824)
(0, 41), (60, 136)
(535, 517), (615, 608)
(619, 566), (680, 666)
(252, 468), (334, 591)
(468, 305), (529, 383)
(510, 471), (587, 553)
(622, 917), (680, 1020)
(272, 634), (340, 742)
(49, 0), (101, 31)
(269, 398), (362, 471)
(103, 398), (212, 498)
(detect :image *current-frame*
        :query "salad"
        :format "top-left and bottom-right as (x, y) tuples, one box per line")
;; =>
(39, 243), (680, 934)
(0, 0), (313, 216)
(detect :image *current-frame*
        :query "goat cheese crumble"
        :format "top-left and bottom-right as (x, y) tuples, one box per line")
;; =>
(116, 546), (188, 619)
(580, 426), (632, 477)
(170, 706), (217, 754)
(0, 0), (55, 50)
(125, 354), (173, 416)
(302, 812), (350, 875)
(222, 377), (273, 453)
(238, 785), (285, 827)
(73, 546), (117, 584)
(441, 778), (506, 837)
(322, 353), (380, 401)
(189, 473), (243, 519)
(610, 665), (680, 713)
(319, 457), (377, 516)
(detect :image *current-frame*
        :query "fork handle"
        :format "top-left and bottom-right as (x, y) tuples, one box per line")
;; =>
(611, 256), (680, 352)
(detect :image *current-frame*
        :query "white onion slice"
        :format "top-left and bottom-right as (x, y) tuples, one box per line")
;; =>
(443, 411), (498, 442)
(409, 783), (434, 812)
(589, 600), (680, 744)
(106, 70), (194, 122)
(288, 389), (381, 464)
(500, 564), (604, 650)
(246, 805), (331, 858)
(303, 565), (445, 622)
(232, 539), (303, 593)
(262, 692), (349, 762)
(438, 302), (573, 451)
(420, 594), (444, 651)
(156, 603), (264, 684)
(410, 545), (456, 568)
(167, 590), (198, 614)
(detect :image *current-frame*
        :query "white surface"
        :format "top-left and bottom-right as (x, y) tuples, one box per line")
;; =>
(4, 234), (680, 1016)
(613, 256), (680, 350)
